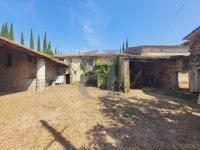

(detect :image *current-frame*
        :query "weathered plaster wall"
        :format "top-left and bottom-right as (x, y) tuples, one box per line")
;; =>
(142, 48), (189, 56)
(125, 47), (189, 56)
(119, 57), (130, 93)
(46, 60), (58, 83)
(36, 58), (45, 92)
(69, 56), (116, 84)
(0, 48), (36, 91)
(71, 58), (83, 84)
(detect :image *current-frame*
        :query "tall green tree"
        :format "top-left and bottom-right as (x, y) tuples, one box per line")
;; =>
(54, 47), (57, 54)
(20, 32), (24, 45)
(122, 42), (125, 52)
(1, 24), (5, 37)
(43, 32), (47, 51)
(4, 22), (9, 38)
(9, 23), (14, 40)
(30, 29), (34, 49)
(37, 35), (41, 52)
(48, 41), (51, 50)
(126, 38), (128, 49)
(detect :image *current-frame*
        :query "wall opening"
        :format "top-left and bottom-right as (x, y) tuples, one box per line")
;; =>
(65, 74), (70, 84)
(7, 54), (12, 67)
(129, 60), (180, 90)
(178, 72), (189, 90)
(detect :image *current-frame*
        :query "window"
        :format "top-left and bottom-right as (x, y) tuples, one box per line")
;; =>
(87, 60), (93, 66)
(7, 54), (12, 67)
(28, 55), (36, 64)
(28, 55), (33, 62)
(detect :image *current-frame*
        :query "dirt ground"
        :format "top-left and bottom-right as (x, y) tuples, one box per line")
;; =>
(0, 85), (200, 150)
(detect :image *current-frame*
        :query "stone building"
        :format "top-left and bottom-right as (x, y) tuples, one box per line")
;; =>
(53, 53), (117, 84)
(0, 36), (68, 92)
(121, 45), (190, 93)
(184, 27), (200, 92)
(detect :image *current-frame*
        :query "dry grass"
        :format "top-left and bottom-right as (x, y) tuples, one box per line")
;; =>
(0, 85), (200, 149)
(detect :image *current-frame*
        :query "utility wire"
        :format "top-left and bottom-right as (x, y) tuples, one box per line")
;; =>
(156, 0), (188, 43)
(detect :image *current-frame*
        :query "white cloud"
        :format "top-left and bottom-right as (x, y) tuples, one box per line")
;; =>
(69, 0), (109, 49)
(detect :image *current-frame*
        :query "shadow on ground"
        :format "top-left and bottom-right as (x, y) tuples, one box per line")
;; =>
(86, 89), (200, 150)
(40, 120), (76, 150)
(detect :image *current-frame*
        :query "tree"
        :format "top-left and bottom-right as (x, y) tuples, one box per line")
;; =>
(120, 47), (122, 53)
(9, 23), (14, 40)
(37, 35), (41, 52)
(43, 32), (47, 51)
(43, 49), (53, 55)
(1, 24), (5, 37)
(20, 32), (24, 45)
(80, 59), (87, 74)
(48, 41), (51, 50)
(4, 22), (9, 38)
(181, 41), (189, 46)
(122, 42), (125, 52)
(126, 38), (128, 49)
(54, 47), (57, 54)
(30, 29), (34, 49)
(43, 41), (53, 55)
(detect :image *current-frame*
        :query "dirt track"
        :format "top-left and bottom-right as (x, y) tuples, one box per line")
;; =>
(0, 85), (200, 150)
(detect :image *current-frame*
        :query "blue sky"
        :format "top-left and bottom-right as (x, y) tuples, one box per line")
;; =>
(0, 0), (200, 53)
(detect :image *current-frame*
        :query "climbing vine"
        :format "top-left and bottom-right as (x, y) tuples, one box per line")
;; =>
(94, 60), (111, 88)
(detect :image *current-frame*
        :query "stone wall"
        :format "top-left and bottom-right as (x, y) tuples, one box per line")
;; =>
(0, 47), (67, 92)
(0, 48), (36, 91)
(189, 34), (200, 92)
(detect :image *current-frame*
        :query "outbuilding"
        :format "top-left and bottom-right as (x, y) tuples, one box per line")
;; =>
(0, 36), (68, 93)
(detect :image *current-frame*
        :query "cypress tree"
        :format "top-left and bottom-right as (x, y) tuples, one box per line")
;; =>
(9, 23), (14, 40)
(20, 32), (24, 45)
(30, 29), (34, 49)
(1, 24), (5, 37)
(37, 35), (41, 52)
(122, 42), (125, 52)
(126, 38), (128, 49)
(48, 42), (51, 50)
(4, 22), (9, 38)
(43, 32), (47, 51)
(55, 48), (57, 54)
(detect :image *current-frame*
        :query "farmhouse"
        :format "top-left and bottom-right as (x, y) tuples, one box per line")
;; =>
(184, 27), (200, 92)
(53, 45), (190, 93)
(53, 53), (117, 84)
(0, 36), (68, 92)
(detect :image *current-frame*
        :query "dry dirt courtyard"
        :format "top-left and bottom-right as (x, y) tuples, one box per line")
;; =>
(0, 85), (200, 150)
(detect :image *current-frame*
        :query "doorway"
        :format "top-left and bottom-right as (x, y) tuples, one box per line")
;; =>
(178, 72), (189, 90)
(65, 74), (70, 84)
